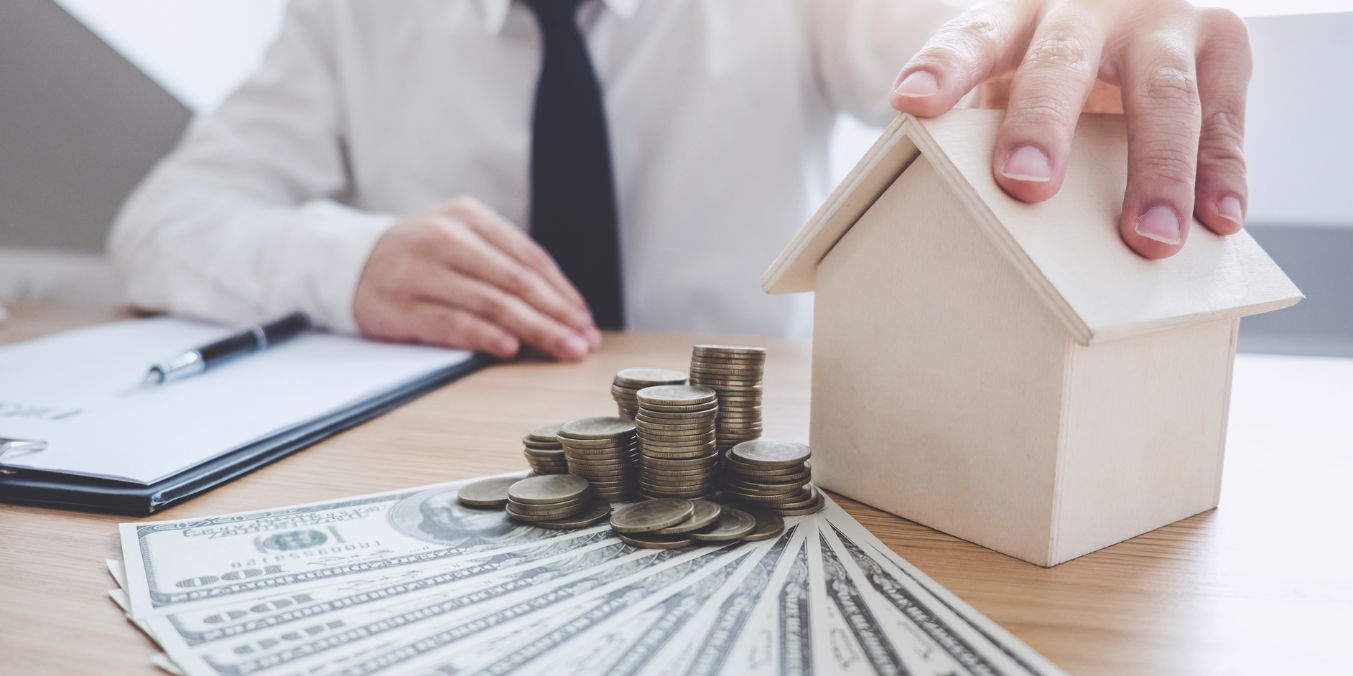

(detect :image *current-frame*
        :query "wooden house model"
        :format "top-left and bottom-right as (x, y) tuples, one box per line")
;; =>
(763, 109), (1302, 566)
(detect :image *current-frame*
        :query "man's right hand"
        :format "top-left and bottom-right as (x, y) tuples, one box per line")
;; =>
(354, 197), (601, 360)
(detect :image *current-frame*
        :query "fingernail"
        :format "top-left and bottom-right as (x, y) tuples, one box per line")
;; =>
(1000, 146), (1053, 183)
(495, 336), (519, 357)
(1217, 195), (1244, 226)
(894, 71), (939, 98)
(561, 335), (589, 360)
(1135, 205), (1182, 245)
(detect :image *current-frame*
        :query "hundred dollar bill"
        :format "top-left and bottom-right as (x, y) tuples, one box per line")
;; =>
(118, 473), (604, 618)
(710, 528), (814, 676)
(501, 529), (799, 676)
(144, 528), (612, 654)
(819, 498), (1062, 676)
(166, 538), (649, 676)
(806, 523), (882, 676)
(333, 544), (745, 676)
(636, 525), (804, 676)
(816, 530), (908, 674)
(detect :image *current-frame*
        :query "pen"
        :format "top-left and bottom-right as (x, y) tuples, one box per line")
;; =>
(142, 312), (312, 386)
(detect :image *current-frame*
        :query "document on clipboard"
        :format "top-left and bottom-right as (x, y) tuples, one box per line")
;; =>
(0, 317), (484, 513)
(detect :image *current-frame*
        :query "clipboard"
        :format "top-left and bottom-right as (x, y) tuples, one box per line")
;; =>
(0, 355), (490, 515)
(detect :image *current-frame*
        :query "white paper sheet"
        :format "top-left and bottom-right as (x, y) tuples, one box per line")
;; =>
(0, 317), (473, 484)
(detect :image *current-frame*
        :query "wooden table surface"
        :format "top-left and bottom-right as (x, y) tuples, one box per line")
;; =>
(1, 303), (1350, 675)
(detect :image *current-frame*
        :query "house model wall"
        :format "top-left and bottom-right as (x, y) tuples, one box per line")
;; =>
(764, 110), (1301, 566)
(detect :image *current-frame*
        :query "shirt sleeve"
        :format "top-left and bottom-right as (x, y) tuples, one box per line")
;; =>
(107, 0), (396, 335)
(800, 0), (961, 127)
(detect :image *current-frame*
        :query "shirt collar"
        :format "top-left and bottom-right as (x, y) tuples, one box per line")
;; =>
(473, 0), (642, 35)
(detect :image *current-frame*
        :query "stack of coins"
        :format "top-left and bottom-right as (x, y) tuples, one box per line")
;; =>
(504, 474), (593, 523)
(522, 424), (568, 475)
(688, 345), (766, 453)
(634, 385), (720, 499)
(559, 417), (639, 502)
(611, 368), (687, 418)
(724, 439), (822, 515)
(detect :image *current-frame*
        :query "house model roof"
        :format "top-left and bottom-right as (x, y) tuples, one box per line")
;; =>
(763, 109), (1302, 344)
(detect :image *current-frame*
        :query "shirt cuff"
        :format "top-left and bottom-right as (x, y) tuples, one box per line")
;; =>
(287, 201), (397, 335)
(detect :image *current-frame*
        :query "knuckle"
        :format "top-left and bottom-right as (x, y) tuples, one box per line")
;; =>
(1199, 109), (1246, 161)
(1138, 144), (1197, 188)
(1143, 62), (1199, 107)
(1024, 34), (1093, 74)
(442, 195), (482, 218)
(409, 219), (455, 250)
(498, 266), (531, 295)
(1009, 93), (1076, 129)
(479, 294), (512, 323)
(914, 11), (1002, 78)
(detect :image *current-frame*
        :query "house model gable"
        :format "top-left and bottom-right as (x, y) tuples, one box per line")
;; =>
(763, 109), (1302, 344)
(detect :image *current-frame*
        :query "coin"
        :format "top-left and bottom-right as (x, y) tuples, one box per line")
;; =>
(559, 417), (637, 440)
(527, 424), (563, 443)
(616, 532), (694, 550)
(456, 477), (521, 508)
(652, 501), (720, 535)
(506, 503), (585, 522)
(508, 494), (590, 514)
(741, 511), (785, 541)
(609, 498), (695, 533)
(729, 440), (810, 467)
(534, 501), (612, 529)
(692, 344), (766, 358)
(636, 385), (717, 406)
(506, 474), (590, 505)
(688, 506), (756, 542)
(614, 367), (687, 386)
(774, 492), (824, 516)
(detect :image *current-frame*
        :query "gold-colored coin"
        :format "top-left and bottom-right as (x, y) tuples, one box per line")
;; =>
(616, 532), (694, 549)
(527, 424), (563, 443)
(609, 498), (695, 533)
(729, 440), (811, 467)
(688, 507), (756, 542)
(741, 511), (786, 542)
(506, 500), (587, 521)
(614, 367), (688, 387)
(506, 474), (590, 505)
(559, 416), (637, 440)
(533, 501), (611, 529)
(636, 385), (717, 406)
(456, 477), (521, 508)
(692, 344), (766, 357)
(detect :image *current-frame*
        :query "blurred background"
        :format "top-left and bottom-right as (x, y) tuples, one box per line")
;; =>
(1, 0), (1349, 353)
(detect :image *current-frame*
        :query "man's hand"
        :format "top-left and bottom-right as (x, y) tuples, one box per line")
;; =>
(354, 197), (601, 360)
(891, 0), (1251, 258)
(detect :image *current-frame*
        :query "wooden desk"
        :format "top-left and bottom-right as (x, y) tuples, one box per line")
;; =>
(2, 304), (1350, 675)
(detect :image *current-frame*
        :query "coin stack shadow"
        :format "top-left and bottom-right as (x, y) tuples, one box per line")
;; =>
(558, 417), (640, 502)
(688, 345), (766, 455)
(611, 367), (688, 419)
(724, 439), (823, 515)
(634, 384), (720, 500)
(504, 474), (593, 523)
(522, 424), (568, 475)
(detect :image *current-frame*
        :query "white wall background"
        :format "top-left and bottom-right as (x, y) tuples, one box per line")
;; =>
(57, 0), (1353, 230)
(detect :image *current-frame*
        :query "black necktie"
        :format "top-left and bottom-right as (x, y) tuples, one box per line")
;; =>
(520, 0), (625, 329)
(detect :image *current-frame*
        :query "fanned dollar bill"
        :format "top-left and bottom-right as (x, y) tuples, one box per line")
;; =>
(110, 477), (1062, 675)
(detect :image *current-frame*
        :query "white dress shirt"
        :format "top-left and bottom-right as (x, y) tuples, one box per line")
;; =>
(110, 0), (953, 337)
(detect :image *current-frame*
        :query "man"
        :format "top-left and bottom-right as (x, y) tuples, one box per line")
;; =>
(110, 0), (1252, 361)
